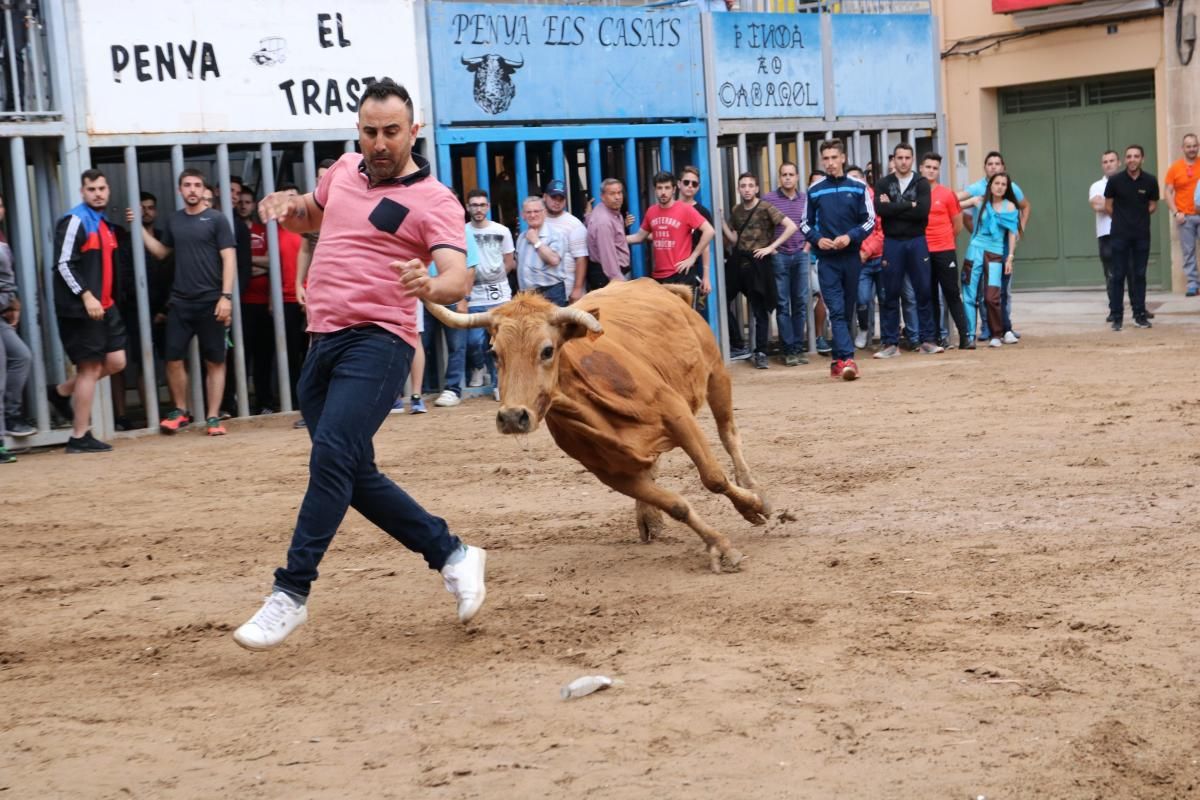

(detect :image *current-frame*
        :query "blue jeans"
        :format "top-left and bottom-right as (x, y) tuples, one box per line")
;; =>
(881, 237), (935, 345)
(466, 303), (498, 387)
(273, 327), (461, 598)
(1108, 237), (1151, 321)
(901, 275), (919, 344)
(421, 305), (467, 396)
(772, 250), (809, 354)
(856, 257), (883, 332)
(533, 282), (567, 307)
(817, 252), (860, 361)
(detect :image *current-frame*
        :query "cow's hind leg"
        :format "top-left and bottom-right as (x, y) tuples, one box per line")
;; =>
(662, 398), (768, 526)
(595, 469), (743, 574)
(706, 367), (771, 515)
(636, 461), (665, 543)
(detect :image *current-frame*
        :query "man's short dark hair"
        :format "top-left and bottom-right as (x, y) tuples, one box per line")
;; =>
(846, 164), (863, 175)
(678, 165), (700, 182)
(1102, 149), (1119, 159)
(277, 182), (300, 193)
(809, 169), (826, 179)
(737, 171), (759, 184)
(893, 143), (914, 157)
(80, 168), (106, 186)
(238, 187), (256, 199)
(779, 161), (798, 174)
(178, 168), (206, 186)
(984, 150), (1005, 166)
(1125, 144), (1145, 156)
(465, 188), (489, 202)
(139, 191), (157, 203)
(318, 158), (337, 170)
(819, 139), (845, 155)
(921, 152), (942, 164)
(360, 78), (414, 121)
(652, 171), (676, 186)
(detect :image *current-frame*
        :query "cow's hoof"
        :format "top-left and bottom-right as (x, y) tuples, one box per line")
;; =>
(723, 549), (746, 571)
(738, 505), (769, 526)
(637, 506), (664, 543)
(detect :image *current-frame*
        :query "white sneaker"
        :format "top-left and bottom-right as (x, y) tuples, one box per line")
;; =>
(441, 545), (487, 623)
(1002, 331), (1019, 344)
(989, 337), (1003, 348)
(467, 367), (486, 388)
(434, 389), (461, 407)
(233, 591), (308, 651)
(492, 387), (500, 402)
(854, 330), (868, 350)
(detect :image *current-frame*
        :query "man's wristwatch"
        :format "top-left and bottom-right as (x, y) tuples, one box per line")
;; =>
(220, 293), (233, 300)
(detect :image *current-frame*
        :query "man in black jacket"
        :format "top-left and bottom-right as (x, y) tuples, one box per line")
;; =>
(48, 169), (128, 453)
(874, 143), (941, 358)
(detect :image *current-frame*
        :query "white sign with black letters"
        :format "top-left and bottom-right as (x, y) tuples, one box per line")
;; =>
(76, 0), (423, 134)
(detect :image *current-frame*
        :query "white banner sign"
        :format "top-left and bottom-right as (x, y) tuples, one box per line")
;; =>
(77, 0), (424, 134)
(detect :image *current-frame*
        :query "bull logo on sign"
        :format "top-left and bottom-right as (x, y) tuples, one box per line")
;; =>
(461, 54), (524, 115)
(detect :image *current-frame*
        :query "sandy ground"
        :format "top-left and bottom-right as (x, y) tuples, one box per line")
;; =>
(3, 292), (1200, 799)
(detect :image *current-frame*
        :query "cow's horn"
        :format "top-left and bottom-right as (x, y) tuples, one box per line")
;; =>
(421, 299), (492, 329)
(551, 306), (602, 334)
(461, 55), (484, 65)
(506, 53), (524, 68)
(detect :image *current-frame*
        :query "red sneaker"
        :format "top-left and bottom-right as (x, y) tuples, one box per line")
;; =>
(159, 408), (192, 434)
(842, 358), (859, 381)
(830, 359), (844, 379)
(205, 417), (227, 436)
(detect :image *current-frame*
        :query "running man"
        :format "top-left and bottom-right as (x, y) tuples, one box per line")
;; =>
(233, 79), (484, 651)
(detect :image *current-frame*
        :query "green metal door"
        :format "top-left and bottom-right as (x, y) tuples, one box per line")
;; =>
(998, 72), (1165, 289)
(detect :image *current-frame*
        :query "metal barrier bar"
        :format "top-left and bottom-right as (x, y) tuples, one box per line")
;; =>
(26, 7), (45, 113)
(694, 132), (721, 338)
(344, 140), (355, 154)
(216, 144), (250, 419)
(659, 136), (671, 175)
(301, 140), (316, 192)
(587, 139), (602, 208)
(4, 7), (22, 113)
(766, 132), (777, 191)
(38, 141), (65, 383)
(551, 139), (564, 184)
(122, 145), (160, 427)
(257, 142), (292, 413)
(514, 139), (528, 230)
(623, 138), (643, 278)
(9, 136), (49, 434)
(474, 140), (489, 196)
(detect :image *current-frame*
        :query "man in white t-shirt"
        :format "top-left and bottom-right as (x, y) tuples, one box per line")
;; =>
(542, 180), (588, 299)
(1089, 150), (1122, 323)
(464, 189), (515, 397)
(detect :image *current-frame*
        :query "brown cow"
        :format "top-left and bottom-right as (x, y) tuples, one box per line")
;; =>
(423, 278), (769, 573)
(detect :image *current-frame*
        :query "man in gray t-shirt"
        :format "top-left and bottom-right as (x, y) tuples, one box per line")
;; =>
(141, 169), (237, 435)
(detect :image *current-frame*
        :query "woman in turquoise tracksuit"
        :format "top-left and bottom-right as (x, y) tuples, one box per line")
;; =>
(960, 173), (1021, 349)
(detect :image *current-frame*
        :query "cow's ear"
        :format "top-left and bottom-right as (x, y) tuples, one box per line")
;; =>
(558, 309), (602, 342)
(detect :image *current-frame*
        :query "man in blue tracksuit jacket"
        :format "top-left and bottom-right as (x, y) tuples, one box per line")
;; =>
(801, 139), (874, 381)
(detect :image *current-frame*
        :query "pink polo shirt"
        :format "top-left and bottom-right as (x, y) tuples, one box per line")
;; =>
(305, 152), (466, 348)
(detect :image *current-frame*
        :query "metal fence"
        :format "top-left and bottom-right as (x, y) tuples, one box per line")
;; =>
(0, 1), (55, 118)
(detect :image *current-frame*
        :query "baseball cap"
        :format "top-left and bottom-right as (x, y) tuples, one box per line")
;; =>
(543, 179), (566, 197)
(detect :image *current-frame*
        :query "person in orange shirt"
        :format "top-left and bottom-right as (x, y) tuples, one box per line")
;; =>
(1163, 133), (1199, 296)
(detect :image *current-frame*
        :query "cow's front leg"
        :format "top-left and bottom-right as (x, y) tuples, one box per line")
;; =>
(595, 469), (744, 574)
(635, 461), (663, 543)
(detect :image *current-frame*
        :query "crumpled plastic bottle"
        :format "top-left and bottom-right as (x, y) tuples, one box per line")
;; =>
(560, 675), (624, 700)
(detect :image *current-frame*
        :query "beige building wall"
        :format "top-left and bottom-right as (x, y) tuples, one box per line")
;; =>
(933, 0), (1196, 291)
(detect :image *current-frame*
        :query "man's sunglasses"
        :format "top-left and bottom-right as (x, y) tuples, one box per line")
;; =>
(680, 179), (699, 187)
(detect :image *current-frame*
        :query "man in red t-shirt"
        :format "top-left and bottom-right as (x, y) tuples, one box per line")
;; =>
(627, 171), (715, 281)
(920, 153), (969, 350)
(237, 187), (277, 412)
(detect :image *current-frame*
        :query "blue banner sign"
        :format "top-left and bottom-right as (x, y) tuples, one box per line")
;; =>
(832, 15), (936, 117)
(428, 2), (705, 125)
(711, 13), (823, 120)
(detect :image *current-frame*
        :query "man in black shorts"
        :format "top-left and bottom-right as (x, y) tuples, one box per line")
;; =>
(141, 168), (236, 435)
(49, 169), (127, 453)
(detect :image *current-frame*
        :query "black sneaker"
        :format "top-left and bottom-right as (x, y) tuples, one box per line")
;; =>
(1105, 313), (1116, 323)
(751, 352), (769, 370)
(66, 431), (113, 453)
(1134, 317), (1152, 329)
(1111, 321), (1123, 332)
(47, 384), (73, 422)
(5, 418), (35, 437)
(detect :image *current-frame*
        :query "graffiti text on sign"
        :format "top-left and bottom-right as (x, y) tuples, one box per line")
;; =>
(111, 41), (220, 83)
(596, 16), (682, 48)
(450, 12), (683, 48)
(718, 80), (819, 109)
(732, 23), (807, 50)
(278, 76), (379, 115)
(452, 13), (532, 46)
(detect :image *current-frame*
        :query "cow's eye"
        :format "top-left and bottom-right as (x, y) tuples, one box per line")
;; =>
(540, 345), (555, 361)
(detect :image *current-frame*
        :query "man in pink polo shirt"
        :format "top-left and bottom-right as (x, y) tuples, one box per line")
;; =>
(233, 79), (486, 651)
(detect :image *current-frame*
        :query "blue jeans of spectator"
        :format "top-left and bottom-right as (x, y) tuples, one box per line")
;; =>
(533, 282), (568, 307)
(421, 304), (467, 396)
(1, 318), (32, 435)
(466, 303), (498, 388)
(817, 252), (860, 362)
(881, 236), (935, 346)
(901, 275), (919, 344)
(856, 257), (883, 333)
(772, 250), (809, 355)
(1108, 236), (1150, 321)
(273, 326), (461, 598)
